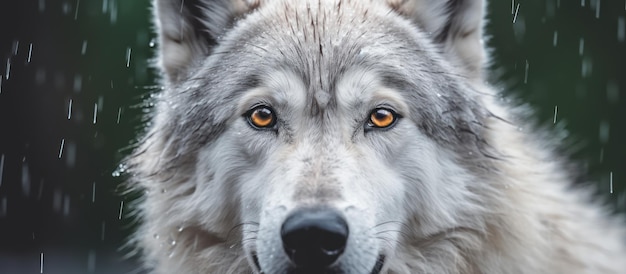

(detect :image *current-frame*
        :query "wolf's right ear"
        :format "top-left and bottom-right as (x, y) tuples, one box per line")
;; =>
(154, 0), (259, 82)
(387, 0), (486, 80)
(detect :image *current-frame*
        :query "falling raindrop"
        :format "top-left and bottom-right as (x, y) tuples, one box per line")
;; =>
(599, 120), (610, 143)
(92, 182), (96, 203)
(93, 103), (98, 124)
(21, 160), (31, 197)
(67, 99), (73, 119)
(546, 0), (555, 17)
(81, 40), (88, 55)
(65, 141), (76, 168)
(5, 58), (11, 80)
(116, 107), (122, 124)
(553, 105), (558, 124)
(62, 1), (72, 14)
(126, 47), (132, 68)
(610, 172), (614, 194)
(74, 0), (80, 20)
(12, 40), (19, 55)
(73, 74), (82, 93)
(87, 249), (96, 273)
(595, 0), (600, 19)
(37, 179), (44, 200)
(606, 80), (619, 103)
(101, 221), (106, 241)
(28, 43), (33, 63)
(110, 0), (118, 24)
(118, 200), (124, 219)
(0, 154), (4, 187)
(581, 57), (593, 77)
(58, 138), (65, 159)
(553, 31), (558, 47)
(579, 38), (585, 56)
(40, 252), (44, 273)
(53, 188), (62, 213)
(38, 0), (45, 12)
(618, 17), (625, 42)
(512, 3), (520, 23)
(35, 68), (46, 85)
(599, 147), (605, 163)
(524, 60), (529, 84)
(63, 194), (71, 216)
(98, 96), (104, 112)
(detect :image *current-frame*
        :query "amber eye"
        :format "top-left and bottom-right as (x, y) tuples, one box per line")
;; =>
(246, 106), (276, 129)
(368, 108), (397, 129)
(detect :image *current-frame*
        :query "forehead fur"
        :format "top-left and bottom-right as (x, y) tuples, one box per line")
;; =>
(215, 0), (434, 111)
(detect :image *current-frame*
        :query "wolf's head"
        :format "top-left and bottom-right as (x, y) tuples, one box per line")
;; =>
(134, 0), (497, 273)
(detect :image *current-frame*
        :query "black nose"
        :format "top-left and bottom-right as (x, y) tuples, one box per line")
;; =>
(280, 208), (349, 269)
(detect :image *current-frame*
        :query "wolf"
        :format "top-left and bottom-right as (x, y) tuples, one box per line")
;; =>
(128, 0), (626, 273)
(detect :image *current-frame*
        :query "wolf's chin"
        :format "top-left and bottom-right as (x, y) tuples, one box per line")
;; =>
(249, 253), (386, 274)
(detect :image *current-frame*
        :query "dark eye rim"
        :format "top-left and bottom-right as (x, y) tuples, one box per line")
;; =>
(244, 105), (278, 130)
(365, 107), (400, 131)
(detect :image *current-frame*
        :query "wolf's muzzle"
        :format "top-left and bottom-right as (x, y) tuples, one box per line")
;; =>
(281, 207), (349, 270)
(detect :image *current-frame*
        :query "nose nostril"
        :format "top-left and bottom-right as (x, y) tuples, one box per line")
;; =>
(281, 208), (349, 269)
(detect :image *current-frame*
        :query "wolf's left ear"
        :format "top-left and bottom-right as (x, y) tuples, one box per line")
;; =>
(154, 0), (260, 83)
(387, 0), (486, 80)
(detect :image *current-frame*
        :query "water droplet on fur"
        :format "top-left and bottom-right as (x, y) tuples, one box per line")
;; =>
(436, 93), (442, 97)
(112, 163), (127, 177)
(149, 38), (156, 48)
(177, 226), (184, 232)
(170, 240), (176, 246)
(229, 244), (236, 249)
(153, 234), (160, 239)
(161, 188), (167, 193)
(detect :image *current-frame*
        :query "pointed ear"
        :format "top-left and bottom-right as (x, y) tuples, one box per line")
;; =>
(154, 0), (259, 82)
(387, 0), (486, 80)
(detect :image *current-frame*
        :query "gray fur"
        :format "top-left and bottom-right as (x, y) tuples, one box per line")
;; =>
(129, 0), (626, 273)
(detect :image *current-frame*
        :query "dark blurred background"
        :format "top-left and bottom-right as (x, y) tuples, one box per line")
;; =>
(0, 0), (624, 273)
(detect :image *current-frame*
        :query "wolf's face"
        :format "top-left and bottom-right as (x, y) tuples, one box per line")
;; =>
(136, 0), (492, 273)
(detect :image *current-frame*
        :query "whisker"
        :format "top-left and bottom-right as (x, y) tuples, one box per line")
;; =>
(226, 222), (260, 242)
